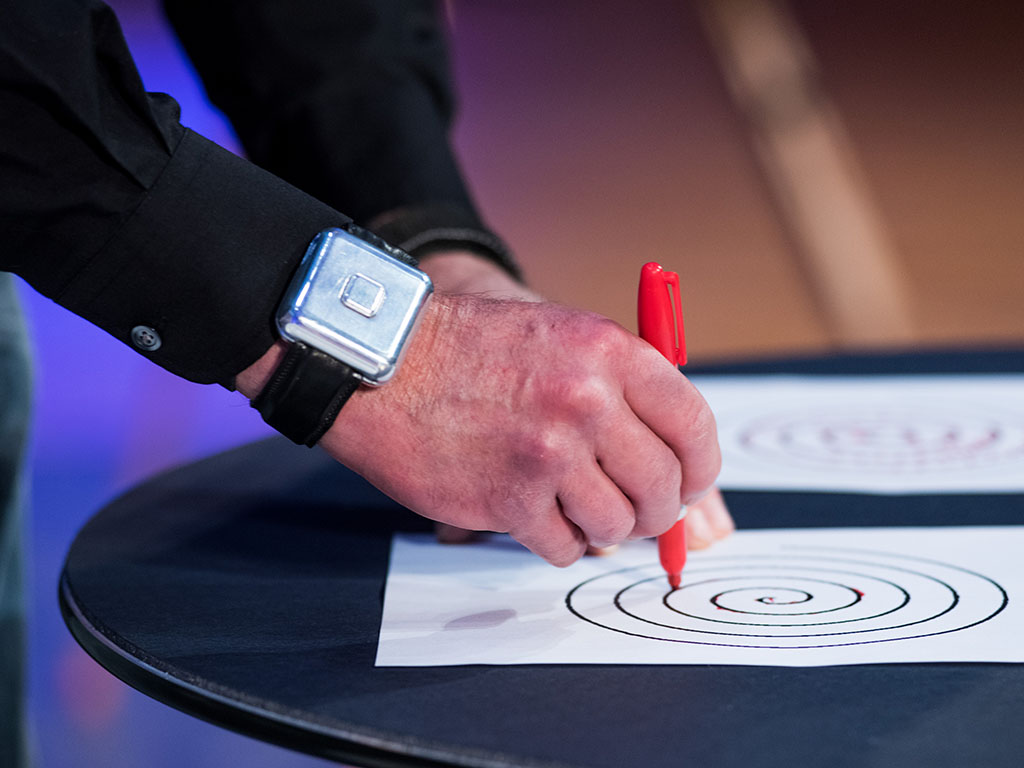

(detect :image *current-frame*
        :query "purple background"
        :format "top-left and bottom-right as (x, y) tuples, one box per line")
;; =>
(22, 1), (321, 765)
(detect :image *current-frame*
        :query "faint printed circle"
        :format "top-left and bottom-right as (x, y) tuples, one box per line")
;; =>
(733, 404), (1024, 475)
(565, 549), (1007, 649)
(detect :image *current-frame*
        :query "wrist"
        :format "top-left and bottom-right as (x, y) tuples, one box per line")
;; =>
(318, 294), (452, 453)
(242, 226), (434, 445)
(419, 250), (541, 302)
(236, 341), (288, 400)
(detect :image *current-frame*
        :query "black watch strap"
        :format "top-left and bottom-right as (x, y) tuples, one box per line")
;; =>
(252, 342), (360, 447)
(368, 203), (521, 281)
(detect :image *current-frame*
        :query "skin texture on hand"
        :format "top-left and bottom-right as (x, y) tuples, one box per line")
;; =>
(323, 296), (720, 565)
(415, 250), (544, 301)
(418, 252), (734, 555)
(237, 251), (731, 566)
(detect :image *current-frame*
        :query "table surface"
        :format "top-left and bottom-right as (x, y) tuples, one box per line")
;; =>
(61, 348), (1024, 768)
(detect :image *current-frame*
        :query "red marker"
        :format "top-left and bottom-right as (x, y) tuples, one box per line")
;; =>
(638, 262), (688, 590)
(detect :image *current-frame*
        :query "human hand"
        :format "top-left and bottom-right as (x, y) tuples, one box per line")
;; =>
(418, 249), (538, 545)
(316, 293), (722, 566)
(418, 250), (735, 554)
(573, 486), (734, 557)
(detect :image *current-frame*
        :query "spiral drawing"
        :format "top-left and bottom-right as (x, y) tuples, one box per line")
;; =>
(732, 405), (1024, 476)
(565, 548), (1007, 649)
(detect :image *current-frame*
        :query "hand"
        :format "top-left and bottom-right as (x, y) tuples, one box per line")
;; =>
(236, 252), (727, 567)
(419, 251), (735, 555)
(575, 486), (734, 557)
(417, 250), (539, 546)
(317, 292), (721, 566)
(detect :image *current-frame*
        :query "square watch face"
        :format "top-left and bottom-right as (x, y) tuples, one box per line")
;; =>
(277, 229), (433, 383)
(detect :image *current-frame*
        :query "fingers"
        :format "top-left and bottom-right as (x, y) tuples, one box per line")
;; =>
(622, 349), (722, 504)
(593, 414), (683, 540)
(685, 487), (734, 549)
(514, 457), (646, 565)
(437, 485), (732, 563)
(511, 500), (588, 567)
(557, 461), (637, 549)
(514, 362), (722, 564)
(325, 298), (725, 572)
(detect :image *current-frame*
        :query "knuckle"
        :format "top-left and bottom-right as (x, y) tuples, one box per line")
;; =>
(583, 314), (628, 353)
(679, 390), (717, 443)
(561, 312), (629, 362)
(682, 444), (722, 503)
(678, 404), (723, 501)
(557, 373), (611, 419)
(513, 426), (568, 474)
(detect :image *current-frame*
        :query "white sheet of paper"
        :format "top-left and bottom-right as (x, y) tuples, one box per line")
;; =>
(376, 527), (1023, 667)
(690, 374), (1024, 493)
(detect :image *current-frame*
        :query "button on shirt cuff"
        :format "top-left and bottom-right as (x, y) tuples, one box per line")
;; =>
(55, 130), (352, 386)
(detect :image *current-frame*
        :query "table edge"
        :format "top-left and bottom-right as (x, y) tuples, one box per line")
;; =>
(59, 571), (551, 768)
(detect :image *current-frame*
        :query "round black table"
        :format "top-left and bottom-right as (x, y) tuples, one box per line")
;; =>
(61, 349), (1024, 768)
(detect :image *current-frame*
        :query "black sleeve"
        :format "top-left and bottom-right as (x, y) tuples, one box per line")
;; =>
(162, 0), (520, 276)
(0, 0), (351, 386)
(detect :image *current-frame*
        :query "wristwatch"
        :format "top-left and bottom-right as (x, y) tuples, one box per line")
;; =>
(252, 224), (433, 446)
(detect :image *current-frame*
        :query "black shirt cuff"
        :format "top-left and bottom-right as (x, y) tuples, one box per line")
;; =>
(55, 129), (351, 386)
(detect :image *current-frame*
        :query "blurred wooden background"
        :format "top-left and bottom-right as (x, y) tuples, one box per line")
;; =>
(450, 0), (1024, 361)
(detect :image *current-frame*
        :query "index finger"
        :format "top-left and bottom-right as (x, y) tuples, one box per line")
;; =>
(622, 345), (722, 504)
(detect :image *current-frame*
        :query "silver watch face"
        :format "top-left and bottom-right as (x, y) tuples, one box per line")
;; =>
(277, 228), (433, 384)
